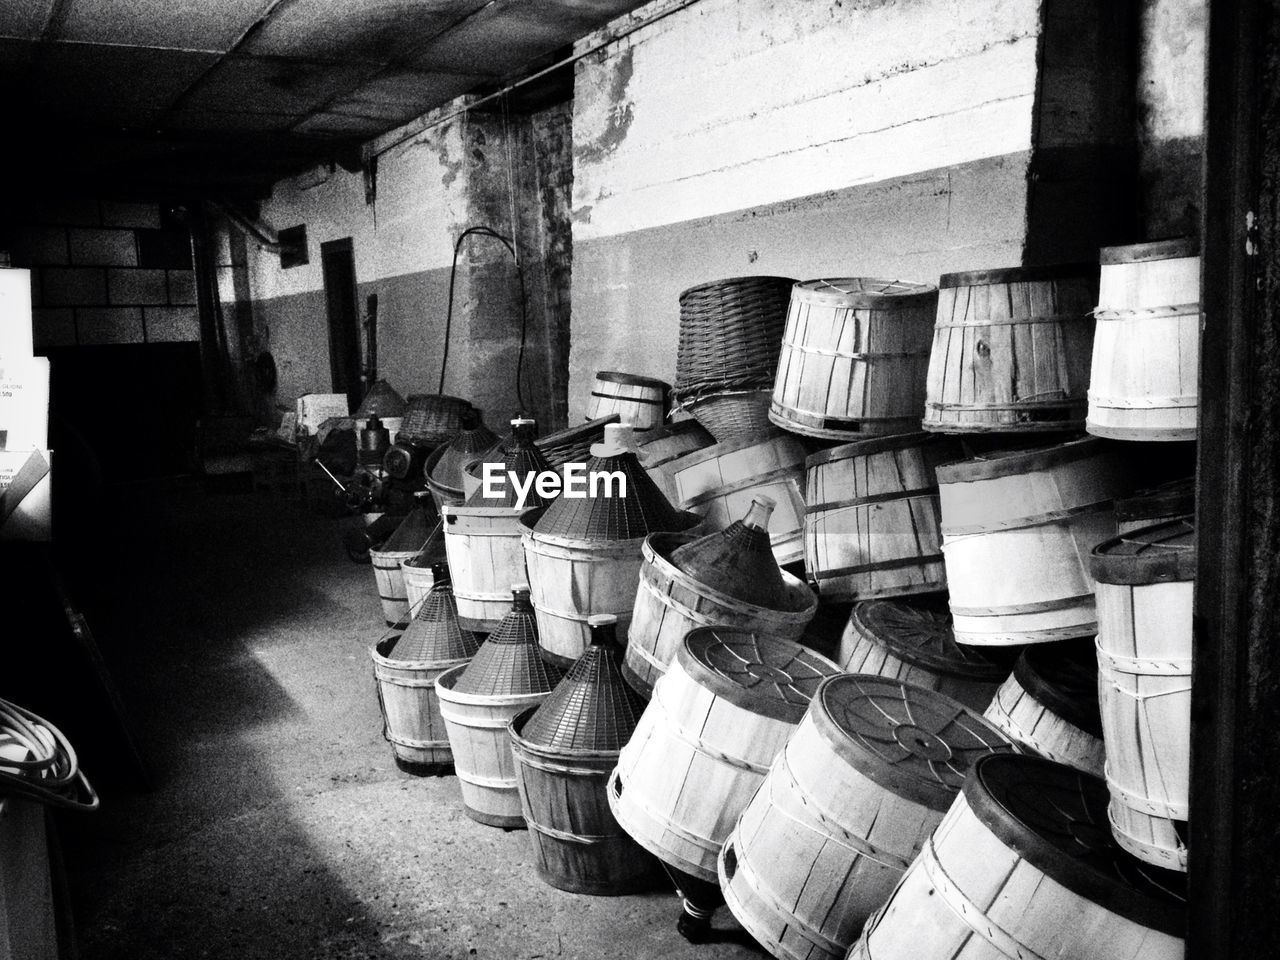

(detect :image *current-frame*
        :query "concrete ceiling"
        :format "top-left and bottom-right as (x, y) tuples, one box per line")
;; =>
(0, 0), (646, 198)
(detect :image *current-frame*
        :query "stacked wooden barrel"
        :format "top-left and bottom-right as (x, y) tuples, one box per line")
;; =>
(584, 372), (669, 431)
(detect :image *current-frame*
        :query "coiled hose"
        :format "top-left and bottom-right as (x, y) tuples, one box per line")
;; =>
(0, 697), (99, 812)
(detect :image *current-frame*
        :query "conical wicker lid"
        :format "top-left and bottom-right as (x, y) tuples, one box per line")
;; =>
(380, 501), (441, 553)
(965, 755), (1187, 935)
(429, 411), (502, 493)
(464, 418), (556, 508)
(812, 674), (1015, 812)
(519, 615), (647, 751)
(847, 597), (1013, 681)
(669, 497), (789, 608)
(1014, 638), (1102, 735)
(676, 626), (839, 723)
(402, 515), (447, 568)
(534, 424), (698, 541)
(355, 379), (407, 418)
(390, 565), (485, 661)
(535, 414), (619, 469)
(453, 586), (566, 696)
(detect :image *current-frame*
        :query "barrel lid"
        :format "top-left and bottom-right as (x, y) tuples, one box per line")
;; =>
(938, 263), (1097, 289)
(402, 519), (447, 567)
(791, 277), (937, 310)
(390, 578), (485, 662)
(518, 627), (647, 752)
(668, 497), (792, 609)
(453, 592), (565, 696)
(354, 378), (407, 418)
(848, 598), (1012, 681)
(935, 436), (1103, 484)
(964, 754), (1187, 935)
(805, 431), (960, 469)
(533, 444), (699, 541)
(1090, 517), (1196, 585)
(594, 370), (670, 390)
(1114, 476), (1195, 522)
(381, 502), (441, 553)
(1013, 639), (1102, 736)
(1100, 237), (1199, 264)
(677, 627), (839, 723)
(812, 675), (1014, 812)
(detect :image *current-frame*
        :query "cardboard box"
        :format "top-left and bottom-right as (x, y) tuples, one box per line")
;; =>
(296, 394), (350, 435)
(0, 356), (50, 450)
(0, 269), (34, 359)
(0, 449), (52, 541)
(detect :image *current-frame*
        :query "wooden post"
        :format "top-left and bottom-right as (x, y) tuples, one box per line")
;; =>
(1190, 0), (1280, 955)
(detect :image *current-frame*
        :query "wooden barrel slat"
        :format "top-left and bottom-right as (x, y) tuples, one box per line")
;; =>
(982, 674), (1105, 777)
(370, 548), (419, 625)
(937, 438), (1136, 645)
(666, 434), (807, 565)
(924, 267), (1097, 433)
(443, 506), (527, 630)
(769, 278), (937, 440)
(1087, 240), (1200, 442)
(804, 434), (962, 602)
(400, 561), (437, 617)
(584, 372), (669, 431)
(624, 532), (817, 697)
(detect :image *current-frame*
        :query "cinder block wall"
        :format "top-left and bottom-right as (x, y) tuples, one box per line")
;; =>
(6, 199), (199, 350)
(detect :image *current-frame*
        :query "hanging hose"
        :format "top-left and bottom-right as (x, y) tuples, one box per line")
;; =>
(0, 697), (99, 812)
(438, 226), (531, 413)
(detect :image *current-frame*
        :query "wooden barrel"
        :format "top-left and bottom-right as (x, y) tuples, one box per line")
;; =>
(637, 420), (714, 500)
(400, 560), (437, 617)
(1087, 239), (1201, 441)
(509, 708), (661, 895)
(1115, 476), (1195, 533)
(435, 664), (551, 828)
(623, 532), (818, 698)
(923, 265), (1097, 432)
(584, 371), (669, 431)
(982, 638), (1105, 776)
(665, 434), (807, 565)
(443, 505), (526, 631)
(804, 433), (962, 601)
(937, 438), (1135, 644)
(719, 676), (1014, 960)
(520, 509), (646, 668)
(1090, 518), (1194, 871)
(849, 755), (1186, 960)
(369, 547), (418, 625)
(769, 278), (937, 439)
(370, 637), (468, 767)
(837, 598), (1011, 712)
(608, 627), (839, 881)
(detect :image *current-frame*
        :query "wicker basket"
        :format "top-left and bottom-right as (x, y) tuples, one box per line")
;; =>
(678, 389), (775, 444)
(675, 276), (796, 399)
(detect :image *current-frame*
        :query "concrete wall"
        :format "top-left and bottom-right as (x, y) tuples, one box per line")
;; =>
(565, 0), (1137, 419)
(244, 100), (573, 432)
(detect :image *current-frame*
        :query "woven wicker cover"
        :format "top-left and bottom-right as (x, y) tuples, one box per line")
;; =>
(535, 414), (620, 469)
(814, 674), (1015, 811)
(391, 568), (485, 661)
(964, 755), (1187, 933)
(848, 598), (1013, 680)
(533, 444), (698, 541)
(454, 588), (566, 696)
(520, 617), (647, 751)
(681, 389), (776, 444)
(402, 517), (447, 568)
(465, 419), (555, 508)
(429, 418), (502, 494)
(355, 379), (407, 418)
(675, 276), (797, 398)
(380, 502), (441, 553)
(669, 497), (789, 609)
(399, 394), (473, 445)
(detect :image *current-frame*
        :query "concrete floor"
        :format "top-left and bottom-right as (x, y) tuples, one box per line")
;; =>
(58, 483), (764, 960)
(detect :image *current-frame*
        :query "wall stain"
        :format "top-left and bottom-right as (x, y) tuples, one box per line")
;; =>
(574, 47), (636, 165)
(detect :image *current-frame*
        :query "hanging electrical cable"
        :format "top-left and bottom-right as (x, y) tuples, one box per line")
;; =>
(438, 226), (530, 414)
(0, 697), (99, 812)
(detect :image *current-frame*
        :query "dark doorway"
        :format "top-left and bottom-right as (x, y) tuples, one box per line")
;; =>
(320, 238), (362, 410)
